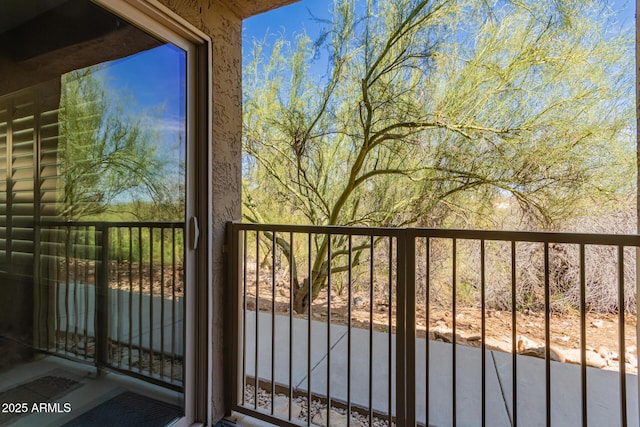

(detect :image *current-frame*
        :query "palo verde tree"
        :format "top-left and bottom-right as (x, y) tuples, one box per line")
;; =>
(243, 0), (635, 313)
(58, 66), (166, 219)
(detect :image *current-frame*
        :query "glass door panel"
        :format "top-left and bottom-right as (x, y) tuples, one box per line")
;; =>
(0, 1), (191, 425)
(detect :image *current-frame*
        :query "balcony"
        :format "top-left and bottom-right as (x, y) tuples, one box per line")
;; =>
(1, 220), (638, 426)
(0, 221), (186, 426)
(227, 222), (640, 427)
(33, 221), (186, 389)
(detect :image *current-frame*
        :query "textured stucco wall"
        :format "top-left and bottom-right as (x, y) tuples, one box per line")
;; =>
(157, 0), (242, 422)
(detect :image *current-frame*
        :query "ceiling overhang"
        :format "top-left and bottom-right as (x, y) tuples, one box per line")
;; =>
(0, 0), (161, 96)
(225, 0), (300, 19)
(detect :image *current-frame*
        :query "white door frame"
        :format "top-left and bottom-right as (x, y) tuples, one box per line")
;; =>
(90, 1), (212, 425)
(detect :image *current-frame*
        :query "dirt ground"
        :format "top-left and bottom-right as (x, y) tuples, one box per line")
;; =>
(107, 262), (184, 296)
(101, 260), (638, 374)
(243, 269), (638, 375)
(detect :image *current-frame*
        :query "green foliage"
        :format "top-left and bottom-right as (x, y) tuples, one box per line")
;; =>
(58, 67), (168, 220)
(243, 0), (635, 311)
(108, 226), (184, 265)
(55, 66), (185, 275)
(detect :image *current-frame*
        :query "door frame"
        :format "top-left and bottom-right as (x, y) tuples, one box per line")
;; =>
(92, 1), (213, 425)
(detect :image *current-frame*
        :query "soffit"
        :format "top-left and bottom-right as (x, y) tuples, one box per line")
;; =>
(0, 0), (161, 96)
(225, 0), (300, 19)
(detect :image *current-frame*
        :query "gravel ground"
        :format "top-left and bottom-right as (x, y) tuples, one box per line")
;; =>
(243, 383), (395, 427)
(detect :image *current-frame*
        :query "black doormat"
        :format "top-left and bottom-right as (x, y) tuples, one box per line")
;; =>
(0, 375), (81, 426)
(62, 391), (182, 427)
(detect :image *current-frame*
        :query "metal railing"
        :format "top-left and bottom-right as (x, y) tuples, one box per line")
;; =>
(36, 221), (185, 389)
(227, 222), (640, 427)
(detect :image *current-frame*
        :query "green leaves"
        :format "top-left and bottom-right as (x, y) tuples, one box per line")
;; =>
(58, 67), (166, 219)
(243, 0), (634, 310)
(243, 0), (634, 227)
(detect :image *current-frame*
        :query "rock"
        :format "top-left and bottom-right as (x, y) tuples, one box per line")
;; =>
(312, 409), (350, 427)
(487, 338), (512, 354)
(516, 336), (566, 363)
(625, 352), (637, 366)
(591, 319), (604, 329)
(519, 346), (565, 363)
(312, 412), (326, 426)
(562, 349), (608, 368)
(432, 329), (452, 343)
(313, 312), (322, 319)
(517, 336), (537, 353)
(353, 297), (366, 308)
(598, 346), (610, 358)
(273, 395), (302, 419)
(435, 319), (449, 328)
(550, 348), (566, 363)
(561, 349), (580, 365)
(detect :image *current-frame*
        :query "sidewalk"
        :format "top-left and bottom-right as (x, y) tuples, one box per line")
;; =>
(243, 311), (638, 427)
(56, 283), (184, 355)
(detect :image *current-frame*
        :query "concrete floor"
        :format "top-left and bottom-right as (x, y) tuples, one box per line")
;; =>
(0, 356), (183, 427)
(3, 310), (637, 427)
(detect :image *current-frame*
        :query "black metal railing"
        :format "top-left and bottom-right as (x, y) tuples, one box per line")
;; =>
(36, 221), (185, 389)
(227, 222), (640, 427)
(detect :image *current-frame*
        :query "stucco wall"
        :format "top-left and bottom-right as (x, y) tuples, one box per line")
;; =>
(157, 0), (242, 422)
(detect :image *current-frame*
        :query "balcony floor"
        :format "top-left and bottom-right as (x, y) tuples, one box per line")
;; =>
(0, 355), (182, 427)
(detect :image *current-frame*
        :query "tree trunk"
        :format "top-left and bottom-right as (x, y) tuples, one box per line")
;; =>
(292, 267), (328, 314)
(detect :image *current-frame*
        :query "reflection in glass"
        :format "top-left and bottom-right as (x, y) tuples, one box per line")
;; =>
(0, 1), (187, 426)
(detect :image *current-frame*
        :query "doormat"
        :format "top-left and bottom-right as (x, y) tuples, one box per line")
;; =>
(62, 391), (182, 427)
(0, 375), (81, 426)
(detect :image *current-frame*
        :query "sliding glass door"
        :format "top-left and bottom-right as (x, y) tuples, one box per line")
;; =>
(0, 1), (201, 425)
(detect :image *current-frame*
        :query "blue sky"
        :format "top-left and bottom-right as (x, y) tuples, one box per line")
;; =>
(79, 0), (636, 147)
(92, 43), (187, 181)
(101, 43), (187, 135)
(88, 0), (636, 127)
(242, 0), (636, 52)
(241, 0), (636, 93)
(89, 43), (188, 199)
(243, 0), (330, 47)
(242, 1), (331, 79)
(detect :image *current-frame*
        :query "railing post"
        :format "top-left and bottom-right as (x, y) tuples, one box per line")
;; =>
(405, 230), (416, 427)
(396, 230), (406, 427)
(396, 229), (417, 427)
(95, 223), (109, 370)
